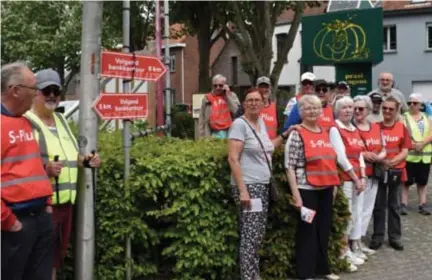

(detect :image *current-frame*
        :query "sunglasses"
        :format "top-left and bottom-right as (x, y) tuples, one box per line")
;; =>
(382, 106), (395, 112)
(315, 87), (328, 93)
(213, 84), (224, 89)
(41, 86), (61, 97)
(301, 81), (313, 86)
(355, 107), (365, 112)
(407, 101), (420, 106)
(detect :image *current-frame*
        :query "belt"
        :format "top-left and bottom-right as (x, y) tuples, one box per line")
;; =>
(12, 204), (46, 217)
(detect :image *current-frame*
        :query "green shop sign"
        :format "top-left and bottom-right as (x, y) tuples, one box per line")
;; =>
(302, 8), (383, 65)
(336, 63), (372, 96)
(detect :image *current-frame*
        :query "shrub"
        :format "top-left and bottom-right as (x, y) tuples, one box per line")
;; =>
(62, 133), (349, 279)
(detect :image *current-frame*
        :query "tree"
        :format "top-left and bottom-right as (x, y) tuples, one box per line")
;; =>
(224, 1), (321, 93)
(1, 1), (155, 91)
(170, 1), (229, 92)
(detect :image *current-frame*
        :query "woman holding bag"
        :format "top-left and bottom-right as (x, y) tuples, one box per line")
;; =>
(228, 88), (288, 280)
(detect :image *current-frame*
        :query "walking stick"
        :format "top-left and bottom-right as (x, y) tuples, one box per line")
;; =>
(54, 155), (64, 275)
(90, 150), (98, 271)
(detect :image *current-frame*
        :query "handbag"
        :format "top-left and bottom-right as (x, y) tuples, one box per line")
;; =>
(387, 168), (402, 186)
(372, 162), (386, 181)
(241, 118), (279, 202)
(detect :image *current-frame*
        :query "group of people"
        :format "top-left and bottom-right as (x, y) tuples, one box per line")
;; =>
(1, 62), (101, 280)
(218, 71), (432, 280)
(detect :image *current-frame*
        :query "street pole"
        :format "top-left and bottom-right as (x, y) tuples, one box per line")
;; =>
(163, 0), (172, 136)
(75, 1), (103, 280)
(155, 0), (164, 127)
(122, 1), (133, 280)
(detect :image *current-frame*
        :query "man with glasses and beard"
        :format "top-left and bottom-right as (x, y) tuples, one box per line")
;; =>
(198, 74), (240, 139)
(367, 72), (408, 112)
(24, 69), (101, 280)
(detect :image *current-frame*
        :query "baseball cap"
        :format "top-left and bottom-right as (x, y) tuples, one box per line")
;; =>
(369, 92), (383, 102)
(256, 76), (271, 86)
(301, 72), (316, 82)
(36, 69), (62, 90)
(336, 81), (350, 90)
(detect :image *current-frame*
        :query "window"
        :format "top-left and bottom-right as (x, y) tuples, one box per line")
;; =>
(170, 55), (176, 72)
(231, 56), (238, 85)
(427, 23), (432, 50)
(383, 26), (397, 52)
(276, 33), (288, 63)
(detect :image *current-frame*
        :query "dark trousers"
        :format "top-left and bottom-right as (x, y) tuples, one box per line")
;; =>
(372, 181), (401, 243)
(1, 208), (54, 280)
(295, 188), (333, 279)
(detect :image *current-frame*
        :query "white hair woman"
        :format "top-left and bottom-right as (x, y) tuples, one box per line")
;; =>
(330, 96), (366, 272)
(285, 95), (340, 280)
(370, 96), (410, 251)
(352, 95), (386, 257)
(401, 93), (432, 215)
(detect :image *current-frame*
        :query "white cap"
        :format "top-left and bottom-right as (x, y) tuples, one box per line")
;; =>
(301, 72), (315, 82)
(409, 93), (423, 103)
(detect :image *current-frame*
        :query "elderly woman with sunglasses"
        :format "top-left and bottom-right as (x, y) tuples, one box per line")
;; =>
(370, 96), (410, 251)
(329, 96), (367, 272)
(401, 93), (432, 216)
(352, 96), (386, 257)
(286, 94), (341, 280)
(228, 88), (288, 280)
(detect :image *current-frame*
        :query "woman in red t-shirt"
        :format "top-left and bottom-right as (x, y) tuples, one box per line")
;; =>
(370, 96), (410, 251)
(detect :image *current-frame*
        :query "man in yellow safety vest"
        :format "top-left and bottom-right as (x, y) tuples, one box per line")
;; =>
(24, 69), (101, 280)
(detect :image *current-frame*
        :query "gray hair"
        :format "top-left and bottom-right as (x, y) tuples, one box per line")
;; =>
(212, 74), (227, 84)
(334, 96), (354, 117)
(353, 95), (372, 111)
(1, 61), (29, 94)
(298, 95), (322, 116)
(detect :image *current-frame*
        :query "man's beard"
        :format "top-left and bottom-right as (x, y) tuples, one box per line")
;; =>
(44, 101), (57, 111)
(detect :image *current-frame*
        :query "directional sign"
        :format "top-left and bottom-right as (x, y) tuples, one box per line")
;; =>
(92, 93), (148, 120)
(100, 51), (167, 81)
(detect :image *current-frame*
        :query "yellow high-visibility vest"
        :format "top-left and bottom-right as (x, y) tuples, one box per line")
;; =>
(403, 112), (432, 164)
(25, 111), (79, 204)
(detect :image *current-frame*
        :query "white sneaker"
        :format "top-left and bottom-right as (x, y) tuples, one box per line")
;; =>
(360, 241), (376, 255)
(325, 273), (340, 280)
(347, 263), (358, 273)
(354, 248), (368, 261)
(343, 249), (365, 266)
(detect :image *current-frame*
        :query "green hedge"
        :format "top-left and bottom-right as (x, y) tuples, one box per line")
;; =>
(62, 132), (350, 280)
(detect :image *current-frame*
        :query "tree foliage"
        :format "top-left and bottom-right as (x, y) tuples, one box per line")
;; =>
(225, 1), (321, 92)
(1, 1), (155, 90)
(169, 1), (229, 92)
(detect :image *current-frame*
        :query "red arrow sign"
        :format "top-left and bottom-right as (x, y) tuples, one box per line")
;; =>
(100, 51), (167, 81)
(92, 93), (148, 120)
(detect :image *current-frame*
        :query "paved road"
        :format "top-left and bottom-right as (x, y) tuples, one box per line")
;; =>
(341, 186), (432, 280)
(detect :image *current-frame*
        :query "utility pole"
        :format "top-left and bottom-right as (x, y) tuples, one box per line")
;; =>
(155, 0), (164, 127)
(163, 0), (172, 136)
(75, 1), (103, 280)
(122, 1), (133, 280)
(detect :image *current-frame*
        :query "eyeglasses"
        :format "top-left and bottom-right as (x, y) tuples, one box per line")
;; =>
(315, 87), (328, 93)
(301, 81), (313, 86)
(303, 106), (321, 112)
(245, 98), (262, 104)
(213, 84), (224, 89)
(382, 106), (395, 112)
(379, 78), (392, 82)
(355, 107), (365, 112)
(41, 86), (61, 97)
(407, 101), (420, 106)
(12, 84), (38, 92)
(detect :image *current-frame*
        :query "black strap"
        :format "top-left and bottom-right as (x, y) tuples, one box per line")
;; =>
(240, 117), (273, 175)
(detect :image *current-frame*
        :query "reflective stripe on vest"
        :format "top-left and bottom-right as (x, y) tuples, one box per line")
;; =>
(380, 121), (406, 169)
(207, 94), (233, 131)
(24, 111), (79, 205)
(298, 127), (340, 187)
(403, 112), (432, 164)
(337, 126), (364, 181)
(261, 102), (278, 139)
(1, 114), (53, 204)
(358, 122), (383, 177)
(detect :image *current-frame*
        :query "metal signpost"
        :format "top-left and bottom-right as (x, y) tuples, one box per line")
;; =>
(75, 2), (103, 280)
